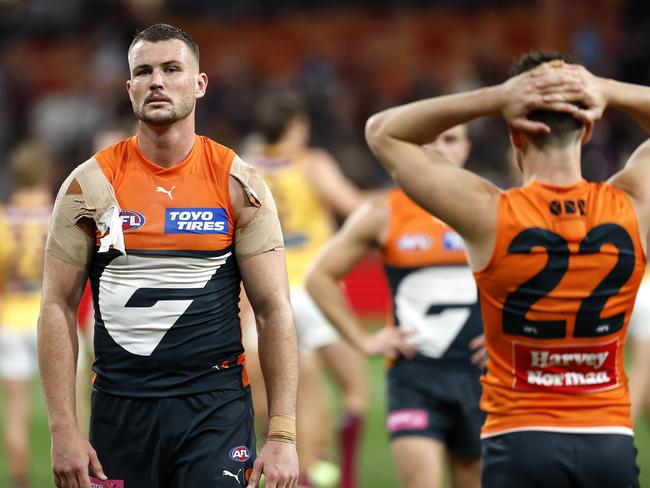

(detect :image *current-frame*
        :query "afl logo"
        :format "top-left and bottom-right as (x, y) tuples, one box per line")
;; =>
(229, 446), (251, 463)
(120, 210), (146, 232)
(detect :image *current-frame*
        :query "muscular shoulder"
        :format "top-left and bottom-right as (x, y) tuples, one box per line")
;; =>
(341, 193), (390, 247)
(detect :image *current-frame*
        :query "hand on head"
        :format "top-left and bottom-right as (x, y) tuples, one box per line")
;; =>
(500, 60), (606, 134)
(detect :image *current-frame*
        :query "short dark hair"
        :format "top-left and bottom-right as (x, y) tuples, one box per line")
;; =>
(129, 23), (199, 64)
(254, 91), (308, 144)
(509, 50), (584, 145)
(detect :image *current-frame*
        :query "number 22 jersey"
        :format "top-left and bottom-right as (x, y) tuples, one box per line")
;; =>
(474, 179), (646, 438)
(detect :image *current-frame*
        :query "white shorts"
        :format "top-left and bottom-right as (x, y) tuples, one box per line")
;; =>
(629, 278), (650, 339)
(292, 288), (339, 351)
(0, 328), (38, 381)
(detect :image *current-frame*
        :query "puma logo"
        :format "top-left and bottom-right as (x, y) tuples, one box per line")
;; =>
(156, 185), (176, 200)
(222, 469), (242, 484)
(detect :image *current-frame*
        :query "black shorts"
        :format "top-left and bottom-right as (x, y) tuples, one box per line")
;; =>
(89, 386), (256, 488)
(481, 431), (640, 488)
(386, 366), (484, 457)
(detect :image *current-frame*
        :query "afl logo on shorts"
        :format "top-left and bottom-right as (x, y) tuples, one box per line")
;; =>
(229, 446), (251, 462)
(120, 210), (146, 232)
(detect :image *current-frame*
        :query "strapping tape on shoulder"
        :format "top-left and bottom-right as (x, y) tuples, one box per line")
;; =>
(230, 156), (284, 260)
(46, 158), (125, 268)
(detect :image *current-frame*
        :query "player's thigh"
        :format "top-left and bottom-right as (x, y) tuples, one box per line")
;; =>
(317, 339), (367, 411)
(89, 389), (165, 487)
(448, 452), (480, 488)
(391, 436), (445, 488)
(169, 388), (257, 488)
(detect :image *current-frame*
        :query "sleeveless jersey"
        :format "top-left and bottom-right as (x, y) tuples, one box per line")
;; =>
(92, 136), (247, 397)
(247, 151), (334, 287)
(383, 189), (482, 369)
(0, 193), (52, 332)
(474, 179), (646, 437)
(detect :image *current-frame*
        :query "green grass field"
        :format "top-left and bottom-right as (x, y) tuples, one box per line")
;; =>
(1, 357), (649, 487)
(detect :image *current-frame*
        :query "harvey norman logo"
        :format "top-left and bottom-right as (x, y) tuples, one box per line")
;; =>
(513, 341), (617, 393)
(165, 208), (229, 234)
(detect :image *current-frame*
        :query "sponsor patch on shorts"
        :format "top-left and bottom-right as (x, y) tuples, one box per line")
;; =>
(90, 477), (124, 488)
(165, 208), (229, 234)
(229, 445), (251, 462)
(387, 409), (429, 432)
(513, 340), (618, 393)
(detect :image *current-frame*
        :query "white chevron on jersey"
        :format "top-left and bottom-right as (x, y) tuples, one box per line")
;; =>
(395, 266), (476, 358)
(98, 252), (230, 356)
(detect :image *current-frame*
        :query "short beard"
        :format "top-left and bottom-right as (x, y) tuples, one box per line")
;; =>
(134, 99), (194, 126)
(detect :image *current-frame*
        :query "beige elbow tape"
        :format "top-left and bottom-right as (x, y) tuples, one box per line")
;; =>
(267, 415), (296, 444)
(46, 158), (121, 267)
(231, 156), (284, 260)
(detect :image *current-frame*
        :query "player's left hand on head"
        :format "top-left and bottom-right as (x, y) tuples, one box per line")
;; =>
(247, 440), (299, 488)
(469, 333), (488, 368)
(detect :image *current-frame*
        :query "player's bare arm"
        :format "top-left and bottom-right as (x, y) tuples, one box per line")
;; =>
(306, 199), (414, 358)
(230, 174), (299, 488)
(365, 65), (582, 270)
(304, 148), (366, 218)
(39, 179), (106, 488)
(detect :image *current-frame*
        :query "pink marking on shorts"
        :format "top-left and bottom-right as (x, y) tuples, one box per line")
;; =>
(387, 409), (429, 433)
(89, 477), (124, 488)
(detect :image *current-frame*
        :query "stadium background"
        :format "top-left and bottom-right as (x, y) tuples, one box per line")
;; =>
(1, 0), (649, 486)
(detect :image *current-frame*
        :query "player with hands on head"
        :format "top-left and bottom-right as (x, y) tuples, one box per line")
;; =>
(365, 51), (650, 487)
(307, 124), (487, 488)
(38, 23), (298, 488)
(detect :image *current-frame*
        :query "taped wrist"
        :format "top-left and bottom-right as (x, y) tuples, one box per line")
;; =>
(267, 415), (296, 444)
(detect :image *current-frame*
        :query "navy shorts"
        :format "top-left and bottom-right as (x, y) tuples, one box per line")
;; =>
(482, 431), (640, 488)
(89, 386), (256, 487)
(386, 365), (484, 457)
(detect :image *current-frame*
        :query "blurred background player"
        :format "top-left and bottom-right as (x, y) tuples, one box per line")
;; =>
(628, 267), (650, 424)
(0, 141), (54, 488)
(307, 125), (485, 488)
(365, 51), (650, 487)
(241, 90), (369, 488)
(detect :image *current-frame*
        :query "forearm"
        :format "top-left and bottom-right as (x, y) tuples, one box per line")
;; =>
(306, 270), (368, 353)
(38, 302), (80, 433)
(256, 307), (298, 418)
(367, 85), (503, 147)
(603, 78), (650, 132)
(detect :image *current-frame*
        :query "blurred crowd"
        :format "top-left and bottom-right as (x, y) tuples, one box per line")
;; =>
(1, 0), (650, 196)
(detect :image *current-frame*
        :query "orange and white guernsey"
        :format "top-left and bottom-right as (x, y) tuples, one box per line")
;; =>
(92, 135), (248, 397)
(474, 179), (646, 438)
(382, 189), (482, 367)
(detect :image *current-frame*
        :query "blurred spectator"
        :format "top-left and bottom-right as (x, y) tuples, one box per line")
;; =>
(0, 140), (54, 488)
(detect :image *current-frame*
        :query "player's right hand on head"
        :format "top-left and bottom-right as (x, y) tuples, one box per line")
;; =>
(51, 426), (106, 488)
(362, 327), (416, 359)
(499, 61), (586, 134)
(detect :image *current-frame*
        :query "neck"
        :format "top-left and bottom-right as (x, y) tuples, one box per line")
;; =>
(520, 143), (583, 186)
(136, 115), (196, 168)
